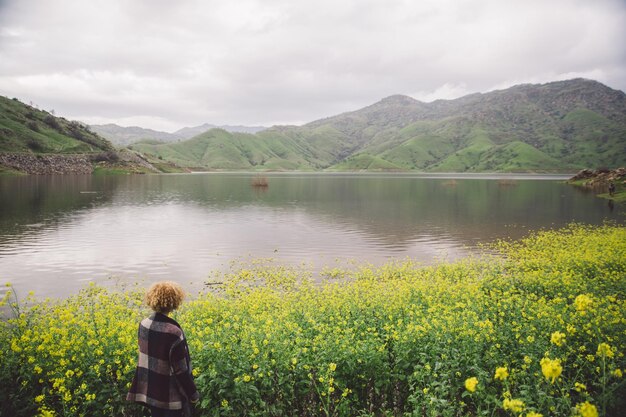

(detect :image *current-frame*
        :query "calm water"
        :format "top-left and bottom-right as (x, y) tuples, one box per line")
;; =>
(0, 172), (622, 299)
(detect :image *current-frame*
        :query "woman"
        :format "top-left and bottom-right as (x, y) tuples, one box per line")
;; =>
(127, 281), (199, 417)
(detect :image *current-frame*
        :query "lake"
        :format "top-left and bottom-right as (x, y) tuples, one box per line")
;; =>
(0, 172), (622, 300)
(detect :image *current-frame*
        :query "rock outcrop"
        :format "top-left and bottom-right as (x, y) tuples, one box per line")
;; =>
(0, 153), (94, 174)
(0, 151), (160, 175)
(569, 167), (626, 188)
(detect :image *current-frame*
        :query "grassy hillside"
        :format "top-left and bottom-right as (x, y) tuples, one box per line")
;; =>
(130, 128), (327, 170)
(129, 79), (626, 172)
(0, 96), (174, 174)
(0, 96), (113, 154)
(318, 79), (626, 172)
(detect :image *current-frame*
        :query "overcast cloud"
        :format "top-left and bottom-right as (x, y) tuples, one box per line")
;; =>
(0, 0), (625, 132)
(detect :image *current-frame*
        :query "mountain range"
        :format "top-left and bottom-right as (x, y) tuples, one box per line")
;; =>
(129, 78), (626, 172)
(2, 78), (625, 173)
(90, 123), (267, 147)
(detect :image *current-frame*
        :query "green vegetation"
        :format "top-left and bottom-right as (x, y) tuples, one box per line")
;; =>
(127, 79), (626, 172)
(1, 224), (625, 416)
(329, 153), (403, 171)
(0, 96), (112, 154)
(130, 128), (325, 171)
(3, 80), (625, 173)
(0, 97), (177, 175)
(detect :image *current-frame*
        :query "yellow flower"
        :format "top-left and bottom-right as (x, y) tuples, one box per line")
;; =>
(526, 412), (543, 417)
(221, 399), (229, 408)
(503, 398), (525, 413)
(494, 367), (509, 381)
(328, 362), (337, 372)
(596, 343), (614, 358)
(540, 357), (562, 383)
(613, 369), (623, 378)
(464, 377), (478, 392)
(550, 331), (566, 347)
(38, 406), (55, 417)
(574, 382), (586, 392)
(35, 395), (45, 403)
(574, 294), (593, 312)
(243, 374), (251, 382)
(575, 401), (598, 417)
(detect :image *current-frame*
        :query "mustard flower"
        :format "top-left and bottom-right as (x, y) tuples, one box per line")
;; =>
(574, 294), (593, 312)
(596, 342), (614, 358)
(38, 407), (55, 417)
(575, 401), (598, 417)
(503, 398), (525, 413)
(494, 367), (509, 381)
(540, 357), (562, 383)
(550, 331), (566, 347)
(464, 377), (478, 393)
(526, 412), (543, 417)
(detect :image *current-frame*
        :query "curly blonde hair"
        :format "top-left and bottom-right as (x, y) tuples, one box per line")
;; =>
(145, 281), (185, 314)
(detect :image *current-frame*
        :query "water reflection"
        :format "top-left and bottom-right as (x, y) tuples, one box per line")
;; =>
(0, 173), (622, 299)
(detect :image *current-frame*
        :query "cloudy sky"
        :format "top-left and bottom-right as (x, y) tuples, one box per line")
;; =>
(0, 0), (625, 132)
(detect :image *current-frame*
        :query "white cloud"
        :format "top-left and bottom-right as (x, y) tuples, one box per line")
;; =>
(413, 83), (472, 103)
(0, 0), (624, 130)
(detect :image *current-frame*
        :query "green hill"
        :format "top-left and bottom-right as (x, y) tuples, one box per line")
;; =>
(308, 79), (626, 171)
(130, 79), (626, 172)
(4, 79), (624, 173)
(0, 96), (171, 174)
(0, 95), (113, 154)
(130, 128), (329, 170)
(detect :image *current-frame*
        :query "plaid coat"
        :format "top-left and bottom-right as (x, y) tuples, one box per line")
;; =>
(127, 312), (199, 410)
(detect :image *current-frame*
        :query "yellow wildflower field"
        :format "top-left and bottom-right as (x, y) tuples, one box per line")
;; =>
(1, 224), (624, 416)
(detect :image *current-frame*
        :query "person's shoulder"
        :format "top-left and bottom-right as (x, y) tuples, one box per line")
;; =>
(141, 313), (183, 336)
